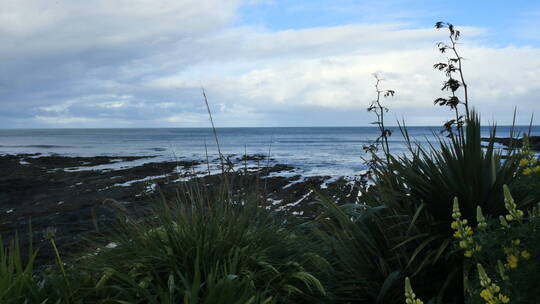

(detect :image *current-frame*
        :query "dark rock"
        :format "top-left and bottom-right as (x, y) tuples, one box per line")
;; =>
(0, 153), (360, 264)
(236, 154), (269, 161)
(21, 155), (154, 169)
(481, 136), (540, 151)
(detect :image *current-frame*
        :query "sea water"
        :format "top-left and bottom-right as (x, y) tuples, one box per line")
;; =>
(0, 126), (537, 178)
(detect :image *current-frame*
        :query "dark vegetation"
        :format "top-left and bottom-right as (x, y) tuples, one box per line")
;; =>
(1, 22), (540, 303)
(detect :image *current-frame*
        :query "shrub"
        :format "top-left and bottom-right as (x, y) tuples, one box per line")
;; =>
(323, 113), (523, 303)
(451, 186), (540, 304)
(75, 186), (328, 304)
(507, 134), (540, 205)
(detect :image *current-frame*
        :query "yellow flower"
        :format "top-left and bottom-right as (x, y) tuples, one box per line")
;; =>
(477, 263), (510, 304)
(534, 165), (540, 173)
(480, 289), (492, 300)
(404, 277), (424, 304)
(519, 158), (529, 167)
(480, 288), (499, 303)
(507, 254), (518, 269)
(450, 199), (479, 256)
(521, 250), (531, 259)
(498, 294), (510, 303)
(523, 167), (533, 175)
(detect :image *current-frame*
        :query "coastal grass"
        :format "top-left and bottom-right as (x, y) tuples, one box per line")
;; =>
(0, 183), (329, 304)
(0, 234), (39, 303)
(81, 186), (328, 304)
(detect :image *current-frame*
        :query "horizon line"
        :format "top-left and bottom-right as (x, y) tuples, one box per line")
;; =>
(1, 125), (539, 130)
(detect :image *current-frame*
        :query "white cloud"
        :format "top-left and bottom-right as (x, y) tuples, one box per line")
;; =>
(163, 113), (208, 124)
(1, 1), (539, 128)
(34, 115), (99, 124)
(147, 23), (540, 125)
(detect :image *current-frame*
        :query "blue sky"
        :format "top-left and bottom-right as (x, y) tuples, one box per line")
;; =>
(238, 0), (540, 44)
(1, 0), (540, 128)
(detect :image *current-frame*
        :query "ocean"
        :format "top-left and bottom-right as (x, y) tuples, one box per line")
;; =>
(0, 126), (537, 178)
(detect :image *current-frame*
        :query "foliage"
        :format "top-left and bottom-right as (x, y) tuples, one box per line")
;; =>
(315, 196), (408, 304)
(507, 134), (540, 204)
(0, 234), (40, 304)
(0, 185), (328, 303)
(346, 112), (521, 303)
(79, 188), (328, 304)
(449, 188), (540, 304)
(367, 112), (520, 226)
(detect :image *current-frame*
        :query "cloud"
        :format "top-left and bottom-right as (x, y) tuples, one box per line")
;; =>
(147, 42), (540, 126)
(0, 1), (539, 128)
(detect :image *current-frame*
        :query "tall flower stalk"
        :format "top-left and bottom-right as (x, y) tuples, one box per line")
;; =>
(434, 22), (469, 140)
(366, 74), (395, 165)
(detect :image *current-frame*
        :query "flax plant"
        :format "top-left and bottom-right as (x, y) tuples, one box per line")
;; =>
(77, 183), (328, 304)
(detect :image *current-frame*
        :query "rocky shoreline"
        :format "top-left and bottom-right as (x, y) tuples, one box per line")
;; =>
(481, 136), (540, 151)
(1, 153), (360, 262)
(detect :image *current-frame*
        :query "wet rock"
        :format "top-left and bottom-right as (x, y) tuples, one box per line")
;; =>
(236, 154), (269, 161)
(0, 153), (360, 263)
(22, 155), (154, 169)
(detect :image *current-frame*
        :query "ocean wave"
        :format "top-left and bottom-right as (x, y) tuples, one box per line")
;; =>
(0, 144), (72, 148)
(276, 140), (367, 144)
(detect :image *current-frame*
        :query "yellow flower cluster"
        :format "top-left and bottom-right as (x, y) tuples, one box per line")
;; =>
(477, 263), (510, 304)
(451, 198), (481, 257)
(518, 135), (540, 175)
(503, 239), (531, 269)
(506, 254), (518, 269)
(404, 277), (424, 304)
(518, 154), (539, 175)
(447, 185), (536, 304)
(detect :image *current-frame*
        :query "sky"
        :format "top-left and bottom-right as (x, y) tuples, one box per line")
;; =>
(1, 0), (540, 128)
